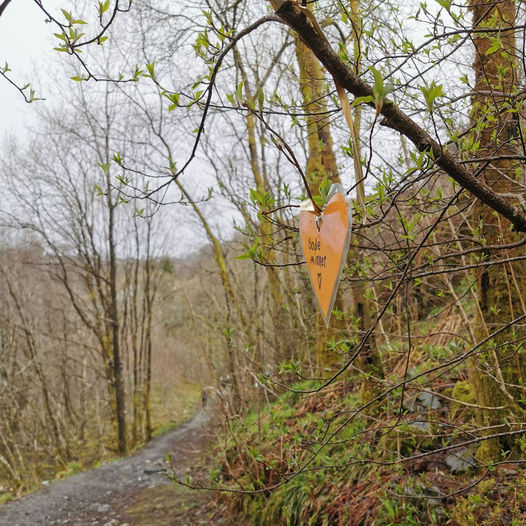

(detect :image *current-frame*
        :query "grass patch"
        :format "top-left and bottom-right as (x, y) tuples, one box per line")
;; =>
(0, 492), (12, 505)
(55, 461), (83, 480)
(150, 379), (201, 437)
(151, 421), (178, 438)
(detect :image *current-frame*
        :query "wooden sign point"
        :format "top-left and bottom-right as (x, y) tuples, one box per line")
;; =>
(300, 184), (352, 327)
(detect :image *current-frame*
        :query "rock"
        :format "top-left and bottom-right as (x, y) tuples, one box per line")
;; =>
(417, 392), (442, 410)
(409, 420), (430, 432)
(500, 464), (519, 476)
(445, 449), (477, 474)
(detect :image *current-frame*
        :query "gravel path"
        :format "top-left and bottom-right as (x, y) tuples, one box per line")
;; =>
(0, 409), (215, 526)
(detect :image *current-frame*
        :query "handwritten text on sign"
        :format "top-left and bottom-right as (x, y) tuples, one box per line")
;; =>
(300, 185), (352, 327)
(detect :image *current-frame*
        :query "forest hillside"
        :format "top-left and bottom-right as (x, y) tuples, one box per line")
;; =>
(1, 1), (526, 525)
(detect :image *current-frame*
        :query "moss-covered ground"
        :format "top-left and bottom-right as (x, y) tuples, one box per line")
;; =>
(210, 377), (526, 525)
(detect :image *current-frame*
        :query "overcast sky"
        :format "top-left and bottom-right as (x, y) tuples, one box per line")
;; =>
(0, 0), (62, 140)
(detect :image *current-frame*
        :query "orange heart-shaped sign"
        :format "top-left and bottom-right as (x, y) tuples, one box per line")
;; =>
(300, 184), (351, 327)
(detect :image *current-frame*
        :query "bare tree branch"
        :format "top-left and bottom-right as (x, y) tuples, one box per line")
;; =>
(0, 0), (12, 18)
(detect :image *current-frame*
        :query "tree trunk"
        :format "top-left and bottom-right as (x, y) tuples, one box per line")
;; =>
(143, 219), (153, 441)
(106, 172), (128, 456)
(175, 178), (244, 410)
(294, 28), (348, 372)
(468, 0), (526, 461)
(294, 4), (383, 389)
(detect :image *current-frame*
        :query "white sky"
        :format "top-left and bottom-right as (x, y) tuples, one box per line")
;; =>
(0, 0), (62, 140)
(0, 0), (215, 255)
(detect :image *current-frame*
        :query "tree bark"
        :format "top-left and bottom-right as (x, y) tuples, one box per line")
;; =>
(106, 173), (128, 456)
(293, 19), (347, 371)
(468, 0), (526, 461)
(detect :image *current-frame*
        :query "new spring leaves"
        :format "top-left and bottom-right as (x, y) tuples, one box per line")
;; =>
(300, 184), (352, 327)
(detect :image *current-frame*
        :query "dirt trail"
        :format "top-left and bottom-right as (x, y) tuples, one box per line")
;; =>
(0, 408), (222, 526)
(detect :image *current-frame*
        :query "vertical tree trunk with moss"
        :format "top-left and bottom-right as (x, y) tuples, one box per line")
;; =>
(350, 258), (385, 404)
(294, 24), (348, 372)
(294, 4), (383, 391)
(294, 34), (340, 192)
(103, 152), (128, 456)
(175, 178), (244, 410)
(143, 219), (154, 441)
(468, 0), (526, 461)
